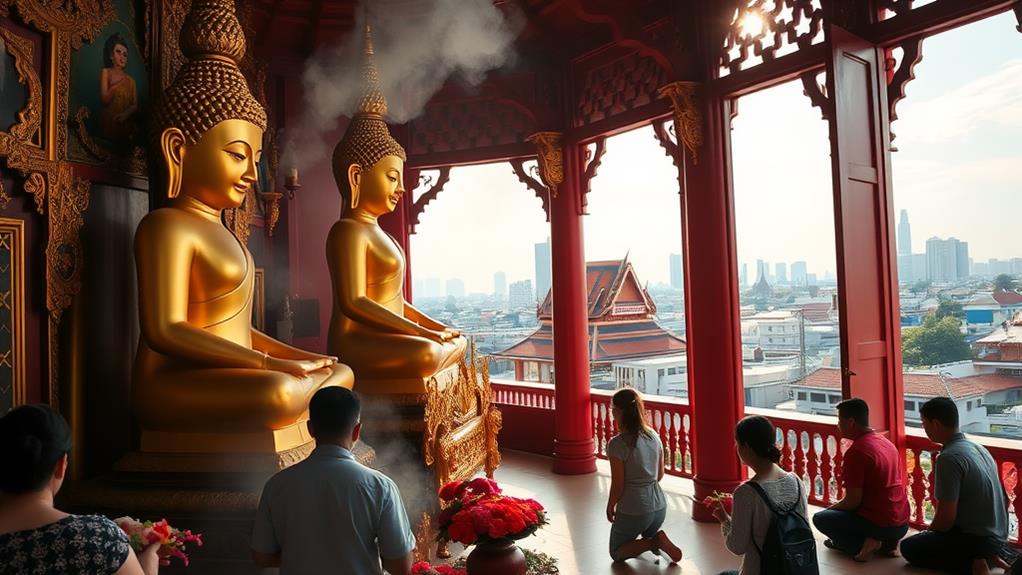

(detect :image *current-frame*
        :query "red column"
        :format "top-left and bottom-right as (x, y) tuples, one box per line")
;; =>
(549, 138), (596, 475)
(514, 360), (525, 381)
(679, 90), (745, 521)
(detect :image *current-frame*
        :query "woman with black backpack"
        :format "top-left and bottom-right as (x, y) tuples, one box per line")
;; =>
(712, 415), (819, 575)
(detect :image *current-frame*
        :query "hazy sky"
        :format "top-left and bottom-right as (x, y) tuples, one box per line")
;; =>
(411, 12), (1021, 295)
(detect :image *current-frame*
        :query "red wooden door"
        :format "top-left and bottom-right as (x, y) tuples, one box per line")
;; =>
(827, 26), (905, 443)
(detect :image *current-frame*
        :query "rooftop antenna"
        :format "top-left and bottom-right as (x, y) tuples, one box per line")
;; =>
(937, 370), (955, 400)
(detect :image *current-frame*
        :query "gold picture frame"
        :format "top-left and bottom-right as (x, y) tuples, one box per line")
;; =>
(0, 218), (26, 410)
(0, 0), (116, 405)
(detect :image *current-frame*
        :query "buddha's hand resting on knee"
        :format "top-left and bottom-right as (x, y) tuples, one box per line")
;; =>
(266, 356), (332, 376)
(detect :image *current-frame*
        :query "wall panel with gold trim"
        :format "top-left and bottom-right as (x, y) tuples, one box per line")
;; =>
(0, 218), (25, 411)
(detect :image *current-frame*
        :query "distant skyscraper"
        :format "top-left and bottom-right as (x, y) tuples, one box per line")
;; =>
(740, 263), (749, 287)
(926, 236), (969, 282)
(669, 253), (684, 289)
(898, 209), (912, 256)
(508, 280), (534, 311)
(446, 278), (466, 298)
(494, 271), (507, 300)
(424, 278), (443, 299)
(775, 262), (787, 284)
(534, 239), (551, 303)
(791, 261), (807, 286)
(413, 279), (424, 300)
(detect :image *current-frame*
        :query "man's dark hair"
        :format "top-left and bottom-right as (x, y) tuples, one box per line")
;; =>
(920, 397), (959, 429)
(0, 404), (72, 494)
(836, 398), (869, 427)
(309, 387), (361, 439)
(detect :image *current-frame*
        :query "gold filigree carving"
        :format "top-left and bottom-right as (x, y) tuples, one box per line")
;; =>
(0, 27), (42, 146)
(658, 81), (704, 165)
(423, 342), (502, 491)
(72, 106), (111, 161)
(1, 1), (108, 407)
(525, 131), (564, 198)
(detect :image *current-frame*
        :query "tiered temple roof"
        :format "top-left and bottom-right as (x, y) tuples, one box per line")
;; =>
(494, 258), (685, 364)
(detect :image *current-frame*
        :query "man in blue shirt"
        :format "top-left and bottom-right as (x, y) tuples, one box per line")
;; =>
(252, 387), (415, 575)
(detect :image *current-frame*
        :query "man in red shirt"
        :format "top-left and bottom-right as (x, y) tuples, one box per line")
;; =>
(813, 398), (911, 562)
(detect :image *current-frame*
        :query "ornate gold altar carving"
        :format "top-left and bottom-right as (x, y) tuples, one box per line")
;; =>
(525, 131), (564, 198)
(0, 0), (112, 405)
(424, 343), (502, 489)
(658, 81), (704, 166)
(0, 219), (26, 411)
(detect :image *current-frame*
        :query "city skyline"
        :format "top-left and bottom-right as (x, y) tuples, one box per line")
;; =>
(410, 13), (1020, 295)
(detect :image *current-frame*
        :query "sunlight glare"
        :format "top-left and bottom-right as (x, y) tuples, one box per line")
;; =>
(740, 11), (765, 38)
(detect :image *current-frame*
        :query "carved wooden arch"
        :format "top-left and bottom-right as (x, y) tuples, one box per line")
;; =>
(0, 0), (116, 405)
(508, 158), (551, 222)
(406, 167), (452, 235)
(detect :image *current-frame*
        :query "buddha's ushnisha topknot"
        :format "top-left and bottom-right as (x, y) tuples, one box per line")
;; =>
(153, 0), (267, 146)
(333, 21), (407, 204)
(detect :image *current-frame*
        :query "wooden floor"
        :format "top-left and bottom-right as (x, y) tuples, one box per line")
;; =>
(474, 450), (943, 575)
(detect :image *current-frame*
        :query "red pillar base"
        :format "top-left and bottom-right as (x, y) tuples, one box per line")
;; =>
(551, 438), (597, 475)
(691, 476), (743, 522)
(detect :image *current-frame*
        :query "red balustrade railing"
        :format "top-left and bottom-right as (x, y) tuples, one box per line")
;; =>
(491, 381), (693, 478)
(750, 408), (845, 508)
(490, 381), (1022, 542)
(590, 390), (693, 478)
(905, 428), (1022, 544)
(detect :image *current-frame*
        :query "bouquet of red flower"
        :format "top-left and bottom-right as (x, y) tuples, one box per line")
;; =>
(410, 561), (466, 575)
(701, 490), (734, 514)
(114, 517), (203, 567)
(436, 477), (547, 547)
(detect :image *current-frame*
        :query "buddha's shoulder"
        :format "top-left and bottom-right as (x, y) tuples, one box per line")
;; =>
(328, 218), (372, 240)
(136, 208), (210, 246)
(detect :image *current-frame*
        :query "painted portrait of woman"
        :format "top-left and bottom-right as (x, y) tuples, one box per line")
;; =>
(99, 33), (137, 142)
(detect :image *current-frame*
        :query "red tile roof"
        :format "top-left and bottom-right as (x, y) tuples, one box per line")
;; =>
(790, 367), (1022, 399)
(993, 290), (1022, 306)
(493, 320), (685, 363)
(799, 302), (834, 322)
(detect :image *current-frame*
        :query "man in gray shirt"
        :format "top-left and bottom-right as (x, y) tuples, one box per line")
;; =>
(901, 397), (1012, 574)
(251, 387), (415, 575)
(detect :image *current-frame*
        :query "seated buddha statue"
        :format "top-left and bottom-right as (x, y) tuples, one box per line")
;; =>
(326, 24), (467, 395)
(131, 0), (353, 459)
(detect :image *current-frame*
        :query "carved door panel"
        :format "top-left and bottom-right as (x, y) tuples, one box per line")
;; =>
(826, 25), (904, 442)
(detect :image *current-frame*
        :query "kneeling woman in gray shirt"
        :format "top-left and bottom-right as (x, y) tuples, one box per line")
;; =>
(606, 387), (683, 564)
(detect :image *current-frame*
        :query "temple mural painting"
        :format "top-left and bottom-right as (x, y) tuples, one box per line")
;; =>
(68, 0), (148, 173)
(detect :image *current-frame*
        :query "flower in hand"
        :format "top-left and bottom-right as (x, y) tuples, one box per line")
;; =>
(115, 517), (203, 567)
(702, 491), (734, 523)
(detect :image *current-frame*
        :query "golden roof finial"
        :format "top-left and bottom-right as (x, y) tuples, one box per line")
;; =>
(356, 18), (388, 118)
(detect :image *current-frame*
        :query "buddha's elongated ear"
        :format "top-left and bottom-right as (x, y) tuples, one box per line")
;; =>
(347, 163), (362, 210)
(161, 127), (187, 199)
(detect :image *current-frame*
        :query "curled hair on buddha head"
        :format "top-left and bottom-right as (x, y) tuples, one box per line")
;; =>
(0, 404), (72, 494)
(612, 386), (652, 441)
(735, 415), (782, 464)
(151, 0), (267, 149)
(331, 21), (406, 212)
(103, 33), (128, 68)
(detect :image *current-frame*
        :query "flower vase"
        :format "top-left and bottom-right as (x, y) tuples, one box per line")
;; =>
(466, 538), (526, 575)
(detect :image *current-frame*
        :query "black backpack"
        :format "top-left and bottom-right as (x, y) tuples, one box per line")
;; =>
(747, 479), (819, 575)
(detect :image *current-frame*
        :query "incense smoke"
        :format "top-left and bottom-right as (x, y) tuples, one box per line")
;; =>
(281, 0), (523, 169)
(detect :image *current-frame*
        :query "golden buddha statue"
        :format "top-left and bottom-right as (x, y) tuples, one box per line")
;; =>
(326, 24), (467, 395)
(131, 0), (353, 461)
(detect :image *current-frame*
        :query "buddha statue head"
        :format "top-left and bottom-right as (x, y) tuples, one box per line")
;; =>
(152, 0), (268, 210)
(331, 23), (407, 217)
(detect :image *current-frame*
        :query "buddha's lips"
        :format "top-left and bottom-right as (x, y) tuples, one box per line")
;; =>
(233, 184), (249, 194)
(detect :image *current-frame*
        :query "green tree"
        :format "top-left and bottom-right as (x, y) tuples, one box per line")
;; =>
(902, 316), (971, 367)
(909, 280), (931, 294)
(934, 300), (964, 321)
(994, 274), (1018, 292)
